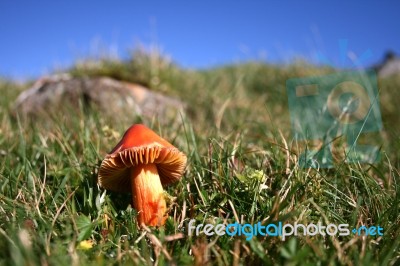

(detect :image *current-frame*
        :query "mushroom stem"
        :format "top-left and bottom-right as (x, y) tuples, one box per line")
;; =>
(131, 163), (167, 226)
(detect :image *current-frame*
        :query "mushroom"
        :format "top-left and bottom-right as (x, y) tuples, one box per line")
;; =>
(98, 124), (187, 226)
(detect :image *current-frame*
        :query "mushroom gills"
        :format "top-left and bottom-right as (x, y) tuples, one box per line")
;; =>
(131, 163), (167, 226)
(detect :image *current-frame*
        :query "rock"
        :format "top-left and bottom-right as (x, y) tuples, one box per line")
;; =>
(13, 74), (186, 124)
(374, 51), (400, 78)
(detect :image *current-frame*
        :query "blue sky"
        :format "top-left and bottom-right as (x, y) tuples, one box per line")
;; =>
(0, 1), (399, 79)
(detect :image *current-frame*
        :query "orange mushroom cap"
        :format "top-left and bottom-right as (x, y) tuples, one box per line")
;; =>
(98, 124), (187, 192)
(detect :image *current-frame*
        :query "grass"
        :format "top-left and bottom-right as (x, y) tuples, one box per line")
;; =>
(0, 50), (399, 265)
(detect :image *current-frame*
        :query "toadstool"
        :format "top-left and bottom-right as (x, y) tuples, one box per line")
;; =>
(98, 124), (187, 226)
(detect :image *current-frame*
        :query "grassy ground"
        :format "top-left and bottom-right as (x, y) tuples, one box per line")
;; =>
(0, 50), (399, 265)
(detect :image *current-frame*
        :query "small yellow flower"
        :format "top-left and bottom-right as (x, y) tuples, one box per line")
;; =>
(77, 240), (94, 250)
(236, 167), (266, 184)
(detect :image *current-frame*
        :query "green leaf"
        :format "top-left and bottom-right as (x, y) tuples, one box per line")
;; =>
(76, 215), (94, 241)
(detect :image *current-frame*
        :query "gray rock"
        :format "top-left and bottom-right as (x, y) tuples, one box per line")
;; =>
(374, 51), (400, 78)
(13, 74), (186, 123)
